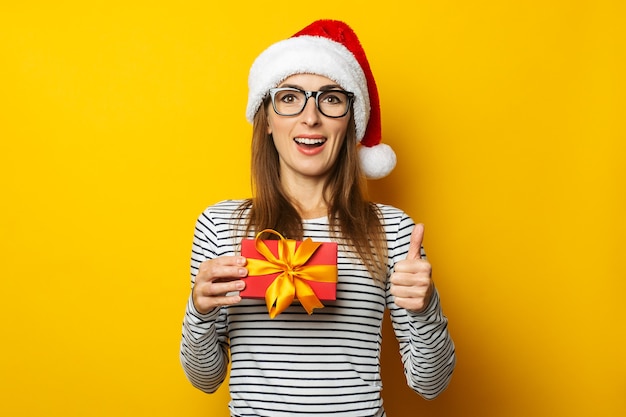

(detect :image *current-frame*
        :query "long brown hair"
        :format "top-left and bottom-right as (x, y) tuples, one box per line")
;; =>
(238, 100), (388, 282)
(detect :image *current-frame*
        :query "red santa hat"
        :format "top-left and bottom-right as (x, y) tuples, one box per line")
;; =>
(246, 19), (396, 179)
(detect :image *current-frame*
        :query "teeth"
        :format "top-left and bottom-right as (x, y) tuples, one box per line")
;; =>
(294, 137), (325, 145)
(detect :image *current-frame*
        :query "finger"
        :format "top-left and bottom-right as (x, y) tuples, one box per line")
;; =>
(212, 293), (243, 307)
(406, 223), (425, 261)
(390, 282), (429, 300)
(211, 255), (247, 268)
(201, 279), (246, 296)
(193, 283), (244, 314)
(198, 256), (248, 282)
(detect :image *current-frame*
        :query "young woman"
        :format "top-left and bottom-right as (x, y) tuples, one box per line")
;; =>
(180, 19), (455, 417)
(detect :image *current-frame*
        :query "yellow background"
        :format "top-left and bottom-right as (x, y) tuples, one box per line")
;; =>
(1, 1), (624, 416)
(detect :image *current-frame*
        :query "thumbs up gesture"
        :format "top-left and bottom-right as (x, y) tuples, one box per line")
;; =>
(390, 223), (434, 313)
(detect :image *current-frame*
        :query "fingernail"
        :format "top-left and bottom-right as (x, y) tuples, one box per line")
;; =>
(238, 268), (248, 276)
(237, 257), (246, 266)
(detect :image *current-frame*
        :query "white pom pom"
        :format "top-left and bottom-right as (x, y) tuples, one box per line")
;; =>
(358, 143), (397, 179)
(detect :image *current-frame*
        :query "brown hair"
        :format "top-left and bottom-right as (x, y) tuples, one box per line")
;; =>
(238, 100), (388, 282)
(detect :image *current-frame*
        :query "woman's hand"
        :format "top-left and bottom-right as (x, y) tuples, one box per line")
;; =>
(390, 224), (434, 313)
(192, 256), (248, 314)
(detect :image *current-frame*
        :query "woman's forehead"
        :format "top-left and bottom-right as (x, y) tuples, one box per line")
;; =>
(278, 73), (341, 89)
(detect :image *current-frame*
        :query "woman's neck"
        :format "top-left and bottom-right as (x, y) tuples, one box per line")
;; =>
(281, 176), (329, 219)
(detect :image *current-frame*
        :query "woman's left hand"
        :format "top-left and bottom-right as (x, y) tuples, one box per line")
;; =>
(390, 223), (434, 313)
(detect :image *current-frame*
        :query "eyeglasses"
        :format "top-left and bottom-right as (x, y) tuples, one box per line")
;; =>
(268, 87), (355, 118)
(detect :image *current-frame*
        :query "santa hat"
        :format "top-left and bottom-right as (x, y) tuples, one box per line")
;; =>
(246, 19), (396, 179)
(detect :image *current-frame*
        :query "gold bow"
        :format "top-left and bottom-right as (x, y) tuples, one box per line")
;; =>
(246, 229), (337, 318)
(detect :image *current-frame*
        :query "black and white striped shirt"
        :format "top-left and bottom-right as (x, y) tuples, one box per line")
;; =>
(180, 200), (455, 417)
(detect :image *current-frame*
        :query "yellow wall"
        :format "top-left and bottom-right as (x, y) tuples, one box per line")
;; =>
(1, 1), (624, 416)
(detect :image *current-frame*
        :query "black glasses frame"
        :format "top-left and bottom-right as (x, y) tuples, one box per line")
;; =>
(268, 87), (355, 118)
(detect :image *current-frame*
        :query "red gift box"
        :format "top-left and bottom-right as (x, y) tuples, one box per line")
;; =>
(240, 230), (337, 317)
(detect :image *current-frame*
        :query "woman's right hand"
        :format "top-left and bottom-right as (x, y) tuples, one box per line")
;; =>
(192, 256), (248, 314)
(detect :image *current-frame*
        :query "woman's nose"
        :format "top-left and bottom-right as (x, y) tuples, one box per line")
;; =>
(300, 97), (322, 125)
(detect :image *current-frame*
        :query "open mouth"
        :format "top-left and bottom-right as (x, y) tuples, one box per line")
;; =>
(294, 137), (326, 148)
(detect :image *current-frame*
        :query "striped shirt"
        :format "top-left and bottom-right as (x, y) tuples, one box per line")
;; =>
(180, 200), (455, 417)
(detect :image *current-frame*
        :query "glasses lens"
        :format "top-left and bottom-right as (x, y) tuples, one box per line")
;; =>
(318, 90), (351, 117)
(272, 89), (306, 116)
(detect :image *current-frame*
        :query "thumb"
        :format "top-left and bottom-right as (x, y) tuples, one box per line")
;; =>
(406, 223), (425, 260)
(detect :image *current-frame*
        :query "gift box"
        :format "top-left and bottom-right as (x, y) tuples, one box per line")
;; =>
(240, 229), (337, 318)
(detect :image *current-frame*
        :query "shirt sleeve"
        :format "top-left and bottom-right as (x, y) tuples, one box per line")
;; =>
(179, 210), (230, 393)
(386, 213), (456, 399)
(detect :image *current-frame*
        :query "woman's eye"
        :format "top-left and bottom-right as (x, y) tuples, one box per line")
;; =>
(323, 93), (343, 104)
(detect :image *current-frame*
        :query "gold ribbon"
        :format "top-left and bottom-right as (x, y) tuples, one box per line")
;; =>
(246, 229), (337, 318)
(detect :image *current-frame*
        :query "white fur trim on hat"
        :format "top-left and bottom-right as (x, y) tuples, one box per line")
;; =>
(358, 143), (397, 179)
(246, 35), (371, 141)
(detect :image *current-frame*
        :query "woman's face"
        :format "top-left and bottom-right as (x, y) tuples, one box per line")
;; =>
(266, 73), (350, 183)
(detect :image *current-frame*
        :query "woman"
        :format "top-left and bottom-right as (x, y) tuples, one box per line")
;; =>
(180, 19), (455, 417)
